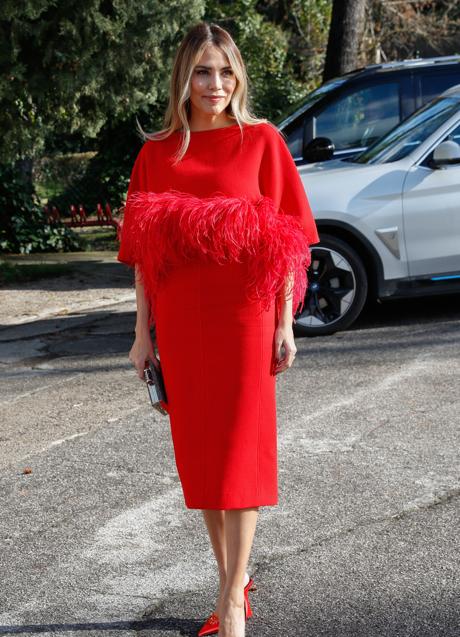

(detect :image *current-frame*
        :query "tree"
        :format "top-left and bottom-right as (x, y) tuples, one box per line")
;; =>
(364, 1), (460, 63)
(323, 0), (367, 81)
(0, 0), (205, 163)
(59, 0), (331, 213)
(256, 0), (332, 94)
(0, 0), (205, 253)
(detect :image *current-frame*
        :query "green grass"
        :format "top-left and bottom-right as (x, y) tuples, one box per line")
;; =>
(0, 261), (73, 285)
(74, 227), (119, 252)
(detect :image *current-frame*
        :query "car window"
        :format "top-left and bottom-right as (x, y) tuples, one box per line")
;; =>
(421, 121), (460, 168)
(442, 121), (460, 144)
(276, 76), (348, 126)
(353, 95), (460, 164)
(285, 120), (304, 158)
(421, 72), (460, 105)
(315, 82), (400, 150)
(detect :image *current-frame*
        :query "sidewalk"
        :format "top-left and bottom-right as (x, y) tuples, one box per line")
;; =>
(0, 252), (135, 328)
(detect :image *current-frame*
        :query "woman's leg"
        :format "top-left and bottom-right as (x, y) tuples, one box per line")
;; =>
(218, 507), (259, 637)
(202, 508), (258, 620)
(202, 509), (228, 614)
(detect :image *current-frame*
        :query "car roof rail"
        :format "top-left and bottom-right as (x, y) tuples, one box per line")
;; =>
(352, 55), (460, 76)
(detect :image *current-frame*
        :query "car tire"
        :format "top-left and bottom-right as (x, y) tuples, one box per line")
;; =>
(293, 234), (368, 336)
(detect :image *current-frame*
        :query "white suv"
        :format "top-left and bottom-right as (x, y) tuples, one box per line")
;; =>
(295, 85), (460, 336)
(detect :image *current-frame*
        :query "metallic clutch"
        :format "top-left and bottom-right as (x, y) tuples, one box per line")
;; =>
(143, 360), (168, 416)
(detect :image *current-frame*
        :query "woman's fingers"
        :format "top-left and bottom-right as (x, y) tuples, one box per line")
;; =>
(273, 336), (297, 375)
(137, 358), (147, 379)
(274, 350), (296, 373)
(139, 353), (158, 379)
(128, 337), (157, 379)
(149, 352), (160, 371)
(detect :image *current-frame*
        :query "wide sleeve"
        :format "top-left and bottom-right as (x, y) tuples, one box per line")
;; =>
(259, 124), (320, 246)
(117, 143), (150, 267)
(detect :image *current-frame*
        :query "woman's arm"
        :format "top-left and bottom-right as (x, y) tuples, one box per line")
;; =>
(273, 271), (297, 375)
(128, 265), (158, 379)
(134, 265), (150, 333)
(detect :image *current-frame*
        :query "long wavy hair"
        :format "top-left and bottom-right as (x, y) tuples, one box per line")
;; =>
(137, 21), (268, 163)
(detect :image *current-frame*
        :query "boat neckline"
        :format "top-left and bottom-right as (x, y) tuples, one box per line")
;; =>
(174, 122), (260, 134)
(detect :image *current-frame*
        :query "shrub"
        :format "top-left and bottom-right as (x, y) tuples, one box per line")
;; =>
(0, 163), (82, 254)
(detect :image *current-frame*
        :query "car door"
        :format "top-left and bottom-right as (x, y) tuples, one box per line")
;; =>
(402, 121), (460, 277)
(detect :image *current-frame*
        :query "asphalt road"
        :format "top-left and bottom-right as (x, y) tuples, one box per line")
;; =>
(0, 276), (459, 637)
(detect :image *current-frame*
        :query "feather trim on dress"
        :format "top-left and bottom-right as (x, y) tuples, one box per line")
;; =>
(121, 190), (313, 324)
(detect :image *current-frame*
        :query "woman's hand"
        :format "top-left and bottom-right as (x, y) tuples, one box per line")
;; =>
(129, 327), (159, 379)
(273, 320), (297, 375)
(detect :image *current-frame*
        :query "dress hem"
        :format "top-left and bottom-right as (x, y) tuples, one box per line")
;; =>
(184, 499), (279, 510)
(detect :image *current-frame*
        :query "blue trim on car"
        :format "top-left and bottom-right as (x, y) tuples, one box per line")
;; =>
(431, 274), (460, 281)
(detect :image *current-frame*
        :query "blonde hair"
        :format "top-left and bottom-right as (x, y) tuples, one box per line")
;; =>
(136, 21), (268, 163)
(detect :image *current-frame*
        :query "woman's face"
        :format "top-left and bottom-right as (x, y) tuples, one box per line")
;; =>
(189, 45), (237, 120)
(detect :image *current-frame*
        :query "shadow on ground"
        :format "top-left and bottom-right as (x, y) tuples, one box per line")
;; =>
(0, 262), (133, 292)
(351, 293), (460, 331)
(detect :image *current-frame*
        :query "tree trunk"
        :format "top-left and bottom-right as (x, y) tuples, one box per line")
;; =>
(15, 157), (35, 195)
(323, 0), (367, 82)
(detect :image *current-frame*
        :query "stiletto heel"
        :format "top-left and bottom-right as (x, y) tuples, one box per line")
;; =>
(244, 576), (254, 593)
(197, 574), (256, 636)
(243, 580), (253, 619)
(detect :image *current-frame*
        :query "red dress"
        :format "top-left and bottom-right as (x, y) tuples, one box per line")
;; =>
(118, 122), (319, 509)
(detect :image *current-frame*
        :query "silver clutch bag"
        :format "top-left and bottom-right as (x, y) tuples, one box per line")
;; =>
(143, 360), (168, 415)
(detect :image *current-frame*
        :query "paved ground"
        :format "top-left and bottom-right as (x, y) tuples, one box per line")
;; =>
(0, 253), (459, 637)
(0, 252), (133, 326)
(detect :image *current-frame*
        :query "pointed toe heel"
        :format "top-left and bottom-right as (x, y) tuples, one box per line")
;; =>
(197, 574), (256, 636)
(197, 612), (219, 637)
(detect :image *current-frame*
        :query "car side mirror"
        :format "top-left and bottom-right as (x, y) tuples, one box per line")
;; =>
(303, 137), (335, 163)
(430, 140), (460, 169)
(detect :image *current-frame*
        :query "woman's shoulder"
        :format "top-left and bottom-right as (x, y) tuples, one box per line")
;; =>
(137, 129), (180, 150)
(246, 121), (287, 151)
(134, 134), (176, 162)
(250, 120), (278, 132)
(244, 120), (282, 138)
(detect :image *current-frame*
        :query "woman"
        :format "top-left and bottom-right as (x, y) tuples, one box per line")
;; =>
(118, 21), (319, 637)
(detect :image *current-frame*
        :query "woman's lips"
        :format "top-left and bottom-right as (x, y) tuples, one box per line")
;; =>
(204, 96), (224, 102)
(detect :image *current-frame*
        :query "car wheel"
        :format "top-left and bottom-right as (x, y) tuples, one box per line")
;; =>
(294, 234), (368, 336)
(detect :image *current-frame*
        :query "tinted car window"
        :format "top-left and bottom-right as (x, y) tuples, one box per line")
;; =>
(315, 82), (400, 150)
(444, 121), (460, 144)
(276, 76), (348, 126)
(353, 95), (460, 164)
(421, 71), (460, 104)
(282, 78), (350, 158)
(285, 120), (304, 158)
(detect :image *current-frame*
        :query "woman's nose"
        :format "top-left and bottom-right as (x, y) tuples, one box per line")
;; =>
(208, 72), (223, 90)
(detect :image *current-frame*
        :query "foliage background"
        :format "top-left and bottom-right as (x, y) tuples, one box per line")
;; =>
(1, 0), (459, 253)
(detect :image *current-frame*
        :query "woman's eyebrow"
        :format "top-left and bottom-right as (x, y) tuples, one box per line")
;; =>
(194, 64), (232, 70)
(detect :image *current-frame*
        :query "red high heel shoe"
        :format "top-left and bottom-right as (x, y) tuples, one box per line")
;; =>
(197, 575), (256, 636)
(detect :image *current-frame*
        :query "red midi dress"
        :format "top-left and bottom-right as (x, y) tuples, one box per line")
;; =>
(117, 121), (319, 509)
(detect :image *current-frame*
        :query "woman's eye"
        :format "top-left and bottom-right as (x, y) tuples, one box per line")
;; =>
(195, 69), (234, 76)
